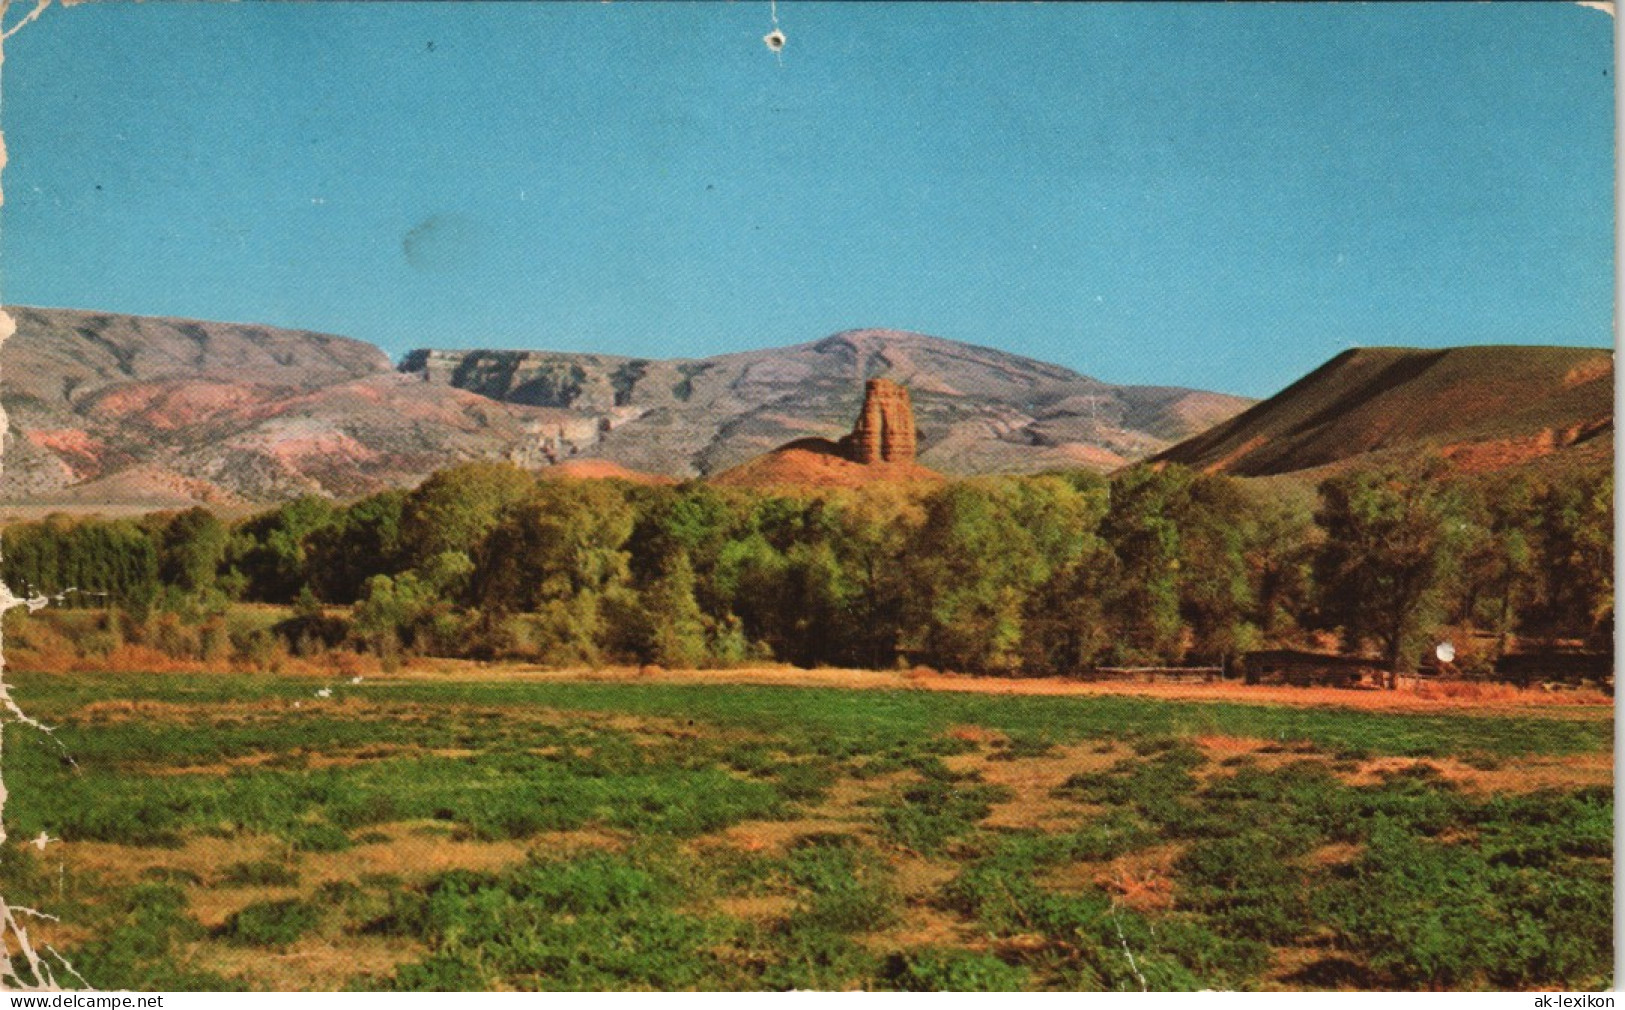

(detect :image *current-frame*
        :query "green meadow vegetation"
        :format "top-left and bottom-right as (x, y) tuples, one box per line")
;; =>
(0, 673), (1610, 991)
(0, 458), (1610, 990)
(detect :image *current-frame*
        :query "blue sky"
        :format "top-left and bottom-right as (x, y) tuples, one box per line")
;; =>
(0, 3), (1613, 397)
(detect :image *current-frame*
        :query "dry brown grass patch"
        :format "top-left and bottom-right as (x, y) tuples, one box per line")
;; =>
(709, 817), (870, 856)
(1307, 842), (1362, 867)
(1341, 753), (1612, 794)
(1414, 680), (1610, 706)
(945, 724), (999, 745)
(1099, 863), (1176, 913)
(713, 894), (795, 922)
(1038, 843), (1184, 915)
(201, 934), (422, 991)
(861, 905), (978, 953)
(976, 742), (1122, 831)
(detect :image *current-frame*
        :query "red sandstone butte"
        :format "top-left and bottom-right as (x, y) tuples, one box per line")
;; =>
(842, 378), (917, 465)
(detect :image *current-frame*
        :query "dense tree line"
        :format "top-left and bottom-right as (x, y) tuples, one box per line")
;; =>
(2, 460), (1612, 675)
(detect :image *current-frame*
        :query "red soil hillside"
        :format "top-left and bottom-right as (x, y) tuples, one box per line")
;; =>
(709, 438), (945, 490)
(1152, 345), (1613, 477)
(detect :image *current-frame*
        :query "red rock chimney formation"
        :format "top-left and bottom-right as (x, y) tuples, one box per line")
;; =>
(846, 378), (917, 465)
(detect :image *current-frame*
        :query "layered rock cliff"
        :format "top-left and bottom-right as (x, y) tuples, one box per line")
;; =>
(404, 329), (1251, 478)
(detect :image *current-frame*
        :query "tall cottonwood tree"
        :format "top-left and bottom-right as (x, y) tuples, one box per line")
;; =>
(157, 507), (229, 595)
(1313, 464), (1468, 678)
(904, 477), (1099, 674)
(1100, 466), (1191, 663)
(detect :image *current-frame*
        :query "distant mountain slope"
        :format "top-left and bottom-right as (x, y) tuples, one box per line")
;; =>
(1152, 346), (1613, 477)
(1, 307), (566, 508)
(5, 306), (390, 399)
(403, 329), (1253, 478)
(0, 310), (1253, 511)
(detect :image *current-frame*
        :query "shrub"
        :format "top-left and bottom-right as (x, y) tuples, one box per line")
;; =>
(775, 761), (837, 802)
(388, 953), (487, 991)
(150, 612), (200, 660)
(758, 920), (879, 991)
(286, 821), (353, 853)
(877, 779), (1011, 855)
(991, 732), (1058, 761)
(198, 618), (232, 663)
(61, 884), (235, 991)
(380, 852), (740, 990)
(1174, 831), (1312, 943)
(230, 626), (280, 672)
(327, 792), (401, 831)
(1317, 821), (1613, 989)
(939, 825), (1263, 990)
(220, 860), (300, 887)
(879, 948), (1028, 991)
(222, 899), (323, 948)
(1054, 745), (1206, 833)
(784, 840), (895, 933)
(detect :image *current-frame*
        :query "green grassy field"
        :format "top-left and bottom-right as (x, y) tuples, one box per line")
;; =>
(0, 673), (1612, 991)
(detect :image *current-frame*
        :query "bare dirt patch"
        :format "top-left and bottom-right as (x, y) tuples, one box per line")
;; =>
(68, 834), (279, 890)
(862, 904), (977, 954)
(1194, 734), (1274, 761)
(701, 770), (904, 855)
(187, 884), (306, 933)
(134, 746), (483, 777)
(61, 822), (597, 928)
(310, 822), (553, 881)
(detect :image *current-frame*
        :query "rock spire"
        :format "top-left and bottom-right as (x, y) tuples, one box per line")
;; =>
(844, 378), (917, 465)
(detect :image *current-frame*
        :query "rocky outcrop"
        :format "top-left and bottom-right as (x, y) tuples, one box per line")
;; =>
(711, 379), (938, 489)
(405, 329), (1253, 478)
(843, 378), (917, 465)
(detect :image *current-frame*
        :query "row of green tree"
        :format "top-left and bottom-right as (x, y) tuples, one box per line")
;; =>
(1, 460), (1611, 674)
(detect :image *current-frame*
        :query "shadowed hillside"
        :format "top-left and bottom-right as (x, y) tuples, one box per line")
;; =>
(1153, 346), (1613, 477)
